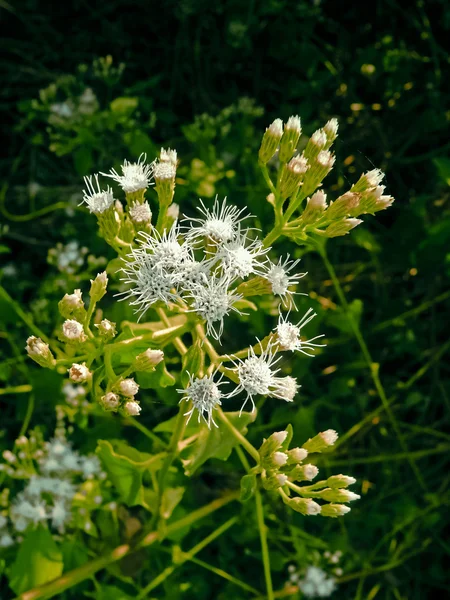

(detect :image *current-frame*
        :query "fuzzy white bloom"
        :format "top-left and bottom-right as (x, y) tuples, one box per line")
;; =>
(63, 383), (86, 403)
(176, 257), (211, 293)
(160, 147), (178, 165)
(79, 456), (102, 478)
(268, 118), (283, 136)
(129, 200), (152, 224)
(271, 375), (299, 402)
(186, 273), (243, 341)
(285, 115), (302, 133)
(323, 118), (339, 139)
(50, 500), (70, 530)
(177, 372), (226, 428)
(317, 150), (336, 169)
(303, 464), (319, 481)
(11, 496), (48, 531)
(119, 378), (139, 397)
(213, 229), (270, 279)
(62, 289), (83, 310)
(299, 566), (337, 598)
(265, 255), (306, 303)
(82, 175), (114, 214)
(365, 168), (385, 187)
(135, 225), (191, 271)
(321, 429), (338, 446)
(123, 400), (141, 417)
(68, 363), (91, 383)
(276, 308), (326, 355)
(154, 160), (176, 181)
(102, 154), (154, 193)
(0, 533), (14, 547)
(167, 202), (180, 220)
(272, 430), (288, 445)
(184, 196), (251, 245)
(62, 320), (86, 342)
(289, 447), (308, 462)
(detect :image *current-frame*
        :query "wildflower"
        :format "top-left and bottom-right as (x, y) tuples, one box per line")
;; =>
(273, 451), (288, 466)
(319, 488), (360, 503)
(259, 118), (283, 163)
(325, 218), (362, 238)
(324, 192), (361, 221)
(213, 229), (270, 279)
(323, 118), (339, 146)
(326, 474), (356, 488)
(79, 456), (102, 478)
(68, 363), (91, 383)
(300, 191), (328, 225)
(154, 160), (177, 205)
(287, 447), (308, 463)
(184, 196), (251, 245)
(123, 400), (141, 417)
(99, 392), (120, 411)
(25, 336), (55, 368)
(129, 200), (152, 224)
(287, 497), (322, 516)
(136, 225), (191, 271)
(177, 372), (227, 428)
(82, 175), (114, 214)
(119, 378), (139, 397)
(50, 500), (70, 530)
(303, 430), (338, 453)
(271, 376), (299, 402)
(59, 289), (84, 319)
(265, 255), (306, 304)
(276, 309), (325, 355)
(280, 155), (309, 199)
(160, 147), (178, 165)
(276, 474), (288, 486)
(290, 463), (319, 481)
(133, 348), (164, 371)
(321, 504), (351, 518)
(0, 533), (14, 548)
(351, 168), (384, 193)
(186, 273), (243, 341)
(299, 566), (336, 598)
(95, 319), (117, 340)
(279, 115), (302, 162)
(167, 202), (180, 221)
(62, 319), (86, 343)
(102, 154), (154, 193)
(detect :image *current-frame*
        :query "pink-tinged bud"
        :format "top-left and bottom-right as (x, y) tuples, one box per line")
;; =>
(280, 155), (310, 199)
(68, 363), (91, 383)
(272, 431), (289, 445)
(351, 169), (385, 193)
(301, 191), (328, 225)
(59, 289), (85, 319)
(325, 192), (361, 221)
(118, 378), (139, 397)
(123, 400), (141, 417)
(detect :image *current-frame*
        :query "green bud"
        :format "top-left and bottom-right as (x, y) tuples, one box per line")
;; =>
(95, 319), (117, 340)
(325, 218), (362, 238)
(25, 336), (56, 369)
(350, 169), (384, 193)
(279, 116), (301, 163)
(318, 488), (360, 503)
(90, 272), (108, 303)
(262, 470), (288, 491)
(181, 340), (205, 387)
(259, 118), (283, 163)
(324, 192), (361, 221)
(303, 129), (327, 161)
(58, 289), (86, 320)
(259, 431), (288, 465)
(98, 206), (120, 242)
(320, 503), (351, 518)
(289, 463), (319, 482)
(300, 191), (328, 225)
(280, 156), (309, 199)
(302, 429), (338, 454)
(323, 118), (339, 148)
(286, 447), (308, 465)
(133, 348), (164, 372)
(326, 475), (356, 489)
(154, 161), (176, 207)
(284, 496), (322, 516)
(236, 276), (273, 298)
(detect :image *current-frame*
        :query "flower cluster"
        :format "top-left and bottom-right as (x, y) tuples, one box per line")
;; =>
(286, 550), (344, 597)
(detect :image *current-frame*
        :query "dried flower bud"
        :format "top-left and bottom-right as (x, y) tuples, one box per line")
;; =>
(118, 378), (139, 397)
(326, 475), (356, 488)
(25, 336), (56, 368)
(133, 349), (164, 371)
(123, 400), (141, 417)
(90, 272), (108, 302)
(325, 192), (361, 221)
(61, 319), (87, 343)
(68, 363), (91, 383)
(259, 118), (283, 163)
(287, 447), (308, 464)
(320, 503), (351, 518)
(58, 289), (85, 319)
(325, 218), (362, 238)
(279, 115), (302, 163)
(95, 319), (117, 340)
(285, 497), (322, 516)
(318, 488), (360, 503)
(99, 392), (120, 411)
(303, 429), (338, 454)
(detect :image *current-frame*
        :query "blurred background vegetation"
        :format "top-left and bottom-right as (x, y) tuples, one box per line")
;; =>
(0, 1), (449, 598)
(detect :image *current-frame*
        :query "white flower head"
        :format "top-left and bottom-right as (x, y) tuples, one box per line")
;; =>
(154, 160), (176, 181)
(160, 147), (178, 165)
(50, 500), (70, 531)
(213, 228), (270, 279)
(186, 273), (243, 341)
(82, 175), (114, 214)
(119, 378), (139, 397)
(177, 372), (226, 428)
(310, 130), (327, 148)
(136, 225), (191, 271)
(271, 375), (299, 402)
(129, 200), (152, 224)
(68, 362), (91, 382)
(299, 566), (337, 598)
(123, 400), (141, 417)
(184, 196), (251, 245)
(265, 255), (306, 305)
(102, 154), (154, 193)
(276, 308), (326, 355)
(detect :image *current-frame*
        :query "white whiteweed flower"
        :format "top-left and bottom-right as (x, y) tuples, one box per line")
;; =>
(229, 342), (299, 411)
(79, 455), (102, 478)
(50, 500), (70, 531)
(265, 255), (306, 306)
(186, 273), (243, 341)
(299, 566), (337, 598)
(123, 400), (141, 417)
(82, 175), (114, 214)
(102, 154), (154, 193)
(160, 147), (178, 165)
(136, 225), (191, 271)
(62, 319), (86, 342)
(177, 372), (227, 428)
(154, 160), (176, 181)
(119, 378), (139, 397)
(184, 196), (251, 245)
(129, 200), (152, 224)
(276, 308), (326, 355)
(213, 229), (270, 279)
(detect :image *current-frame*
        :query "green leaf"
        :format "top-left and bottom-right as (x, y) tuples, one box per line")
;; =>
(240, 473), (257, 502)
(181, 411), (256, 476)
(9, 526), (64, 594)
(0, 244), (11, 254)
(97, 440), (165, 506)
(161, 487), (185, 519)
(110, 96), (138, 114)
(181, 340), (205, 387)
(136, 360), (176, 389)
(327, 299), (363, 333)
(433, 157), (450, 186)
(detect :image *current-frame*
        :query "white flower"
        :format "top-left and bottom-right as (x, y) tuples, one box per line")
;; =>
(176, 257), (212, 293)
(0, 533), (14, 547)
(68, 363), (91, 382)
(82, 175), (114, 214)
(184, 196), (251, 245)
(136, 225), (191, 271)
(99, 392), (120, 411)
(80, 456), (102, 478)
(299, 566), (337, 598)
(273, 451), (288, 466)
(123, 400), (141, 417)
(62, 319), (86, 342)
(50, 500), (70, 530)
(276, 308), (326, 355)
(177, 372), (226, 428)
(102, 154), (154, 193)
(154, 160), (176, 181)
(213, 229), (270, 279)
(11, 496), (48, 530)
(160, 147), (178, 165)
(167, 202), (180, 220)
(63, 383), (86, 402)
(186, 273), (243, 341)
(119, 378), (139, 397)
(271, 375), (299, 402)
(265, 256), (306, 304)
(129, 201), (152, 224)
(310, 130), (327, 148)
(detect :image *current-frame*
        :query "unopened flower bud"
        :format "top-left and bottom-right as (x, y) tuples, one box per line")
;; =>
(289, 463), (319, 482)
(154, 161), (176, 207)
(166, 202), (180, 228)
(272, 431), (288, 445)
(351, 169), (385, 193)
(320, 503), (351, 518)
(259, 431), (288, 463)
(99, 392), (120, 411)
(286, 447), (308, 465)
(323, 118), (339, 147)
(90, 272), (108, 302)
(58, 289), (85, 319)
(68, 363), (91, 383)
(303, 429), (338, 453)
(129, 200), (152, 225)
(236, 276), (274, 298)
(25, 336), (56, 368)
(276, 473), (288, 486)
(262, 470), (285, 491)
(61, 319), (87, 343)
(373, 195), (394, 213)
(280, 155), (309, 199)
(118, 378), (139, 397)
(273, 451), (288, 467)
(259, 118), (283, 163)
(160, 147), (178, 165)
(123, 400), (141, 417)
(3, 450), (16, 463)
(303, 129), (327, 160)
(300, 191), (328, 225)
(319, 488), (360, 503)
(325, 192), (361, 220)
(133, 348), (164, 371)
(95, 319), (117, 340)
(285, 496), (322, 516)
(325, 218), (362, 238)
(279, 115), (302, 163)
(326, 475), (356, 488)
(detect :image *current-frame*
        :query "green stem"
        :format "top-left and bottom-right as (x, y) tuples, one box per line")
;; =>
(318, 245), (427, 492)
(259, 163), (277, 196)
(262, 226), (283, 249)
(217, 409), (260, 463)
(255, 487), (274, 600)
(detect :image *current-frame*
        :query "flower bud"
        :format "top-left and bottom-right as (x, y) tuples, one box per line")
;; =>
(166, 202), (180, 228)
(99, 392), (120, 411)
(318, 488), (360, 503)
(25, 336), (56, 369)
(323, 118), (339, 147)
(98, 205), (120, 241)
(325, 218), (362, 238)
(320, 503), (351, 518)
(68, 363), (91, 383)
(262, 470), (284, 491)
(160, 147), (178, 166)
(303, 129), (327, 161)
(129, 200), (152, 225)
(351, 169), (384, 193)
(289, 463), (319, 482)
(154, 161), (176, 207)
(3, 450), (16, 463)
(273, 451), (288, 467)
(259, 431), (288, 464)
(303, 429), (338, 454)
(133, 348), (164, 371)
(324, 192), (361, 220)
(373, 195), (394, 213)
(326, 475), (356, 488)
(61, 319), (87, 343)
(286, 447), (308, 464)
(58, 289), (85, 319)
(123, 400), (141, 417)
(276, 473), (288, 487)
(236, 276), (274, 298)
(280, 156), (309, 199)
(301, 150), (336, 197)
(279, 116), (301, 163)
(118, 378), (139, 397)
(259, 118), (283, 163)
(90, 272), (108, 302)
(300, 191), (328, 225)
(95, 319), (117, 340)
(285, 496), (322, 516)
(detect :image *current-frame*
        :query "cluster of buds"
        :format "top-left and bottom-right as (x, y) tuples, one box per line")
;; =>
(255, 429), (359, 517)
